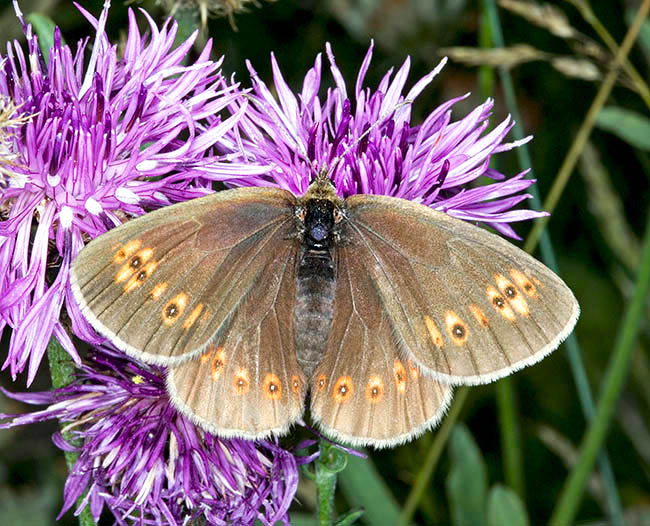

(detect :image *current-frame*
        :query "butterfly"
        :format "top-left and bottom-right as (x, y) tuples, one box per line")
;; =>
(70, 173), (579, 448)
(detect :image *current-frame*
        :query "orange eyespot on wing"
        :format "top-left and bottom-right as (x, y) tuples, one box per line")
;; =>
(291, 375), (303, 396)
(263, 373), (282, 400)
(393, 360), (407, 393)
(124, 260), (159, 293)
(486, 286), (516, 321)
(162, 293), (189, 326)
(233, 368), (250, 395)
(211, 348), (226, 380)
(113, 240), (142, 264)
(510, 268), (537, 298)
(333, 376), (354, 404)
(365, 376), (385, 404)
(445, 311), (469, 345)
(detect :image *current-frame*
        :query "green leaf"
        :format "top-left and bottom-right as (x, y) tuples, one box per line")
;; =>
(338, 451), (400, 526)
(25, 13), (62, 63)
(446, 424), (488, 526)
(596, 107), (650, 151)
(487, 485), (529, 526)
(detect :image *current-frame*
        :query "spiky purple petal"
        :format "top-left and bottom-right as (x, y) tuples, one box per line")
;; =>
(0, 3), (242, 383)
(0, 350), (303, 525)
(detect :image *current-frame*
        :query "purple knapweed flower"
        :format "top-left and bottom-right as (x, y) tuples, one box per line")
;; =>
(214, 42), (544, 237)
(0, 349), (306, 525)
(0, 2), (245, 384)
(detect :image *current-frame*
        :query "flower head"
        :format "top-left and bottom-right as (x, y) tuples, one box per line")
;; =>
(0, 3), (243, 383)
(214, 42), (543, 238)
(0, 349), (304, 525)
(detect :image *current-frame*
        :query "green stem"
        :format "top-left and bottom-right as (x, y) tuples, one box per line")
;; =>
(478, 8), (495, 98)
(46, 337), (95, 526)
(398, 386), (469, 526)
(549, 208), (650, 525)
(495, 378), (524, 497)
(315, 439), (348, 526)
(484, 1), (625, 523)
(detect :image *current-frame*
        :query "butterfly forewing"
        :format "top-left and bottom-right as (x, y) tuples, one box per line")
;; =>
(343, 194), (579, 385)
(310, 245), (453, 448)
(167, 241), (306, 439)
(71, 187), (298, 366)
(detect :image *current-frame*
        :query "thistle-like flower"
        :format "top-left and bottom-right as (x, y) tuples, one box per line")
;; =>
(0, 2), (243, 383)
(216, 42), (544, 237)
(0, 349), (304, 525)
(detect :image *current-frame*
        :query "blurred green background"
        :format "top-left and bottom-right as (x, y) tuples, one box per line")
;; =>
(1, 0), (649, 524)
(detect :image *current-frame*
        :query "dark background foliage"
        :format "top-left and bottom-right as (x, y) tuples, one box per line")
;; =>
(1, 0), (649, 524)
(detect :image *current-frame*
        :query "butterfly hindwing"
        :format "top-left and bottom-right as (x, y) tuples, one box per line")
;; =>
(71, 187), (298, 366)
(342, 194), (579, 384)
(167, 241), (307, 439)
(310, 246), (453, 448)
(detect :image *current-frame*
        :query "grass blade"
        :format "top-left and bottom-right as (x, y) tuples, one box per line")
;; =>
(549, 207), (650, 525)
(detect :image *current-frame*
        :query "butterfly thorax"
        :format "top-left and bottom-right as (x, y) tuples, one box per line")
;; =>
(294, 194), (342, 377)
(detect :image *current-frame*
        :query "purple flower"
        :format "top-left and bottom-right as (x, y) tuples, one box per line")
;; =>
(0, 2), (244, 384)
(0, 349), (307, 525)
(214, 42), (544, 237)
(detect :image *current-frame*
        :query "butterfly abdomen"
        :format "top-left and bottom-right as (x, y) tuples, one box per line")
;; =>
(295, 247), (337, 377)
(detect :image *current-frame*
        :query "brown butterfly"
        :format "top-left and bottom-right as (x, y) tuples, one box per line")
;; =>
(70, 174), (579, 448)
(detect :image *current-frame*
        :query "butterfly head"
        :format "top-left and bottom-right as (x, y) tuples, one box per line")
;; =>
(296, 177), (345, 249)
(302, 199), (336, 248)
